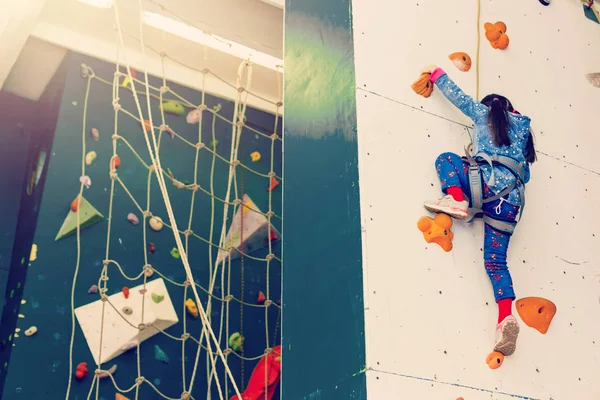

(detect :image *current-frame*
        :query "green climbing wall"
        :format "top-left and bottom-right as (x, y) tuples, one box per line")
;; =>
(3, 52), (282, 399)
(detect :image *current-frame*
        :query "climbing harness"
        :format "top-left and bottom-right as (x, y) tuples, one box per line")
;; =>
(461, 144), (526, 234)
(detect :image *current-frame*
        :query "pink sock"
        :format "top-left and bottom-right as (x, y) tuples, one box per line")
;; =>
(497, 299), (513, 323)
(446, 186), (464, 202)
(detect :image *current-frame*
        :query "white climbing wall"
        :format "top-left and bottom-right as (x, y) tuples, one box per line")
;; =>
(353, 1), (600, 399)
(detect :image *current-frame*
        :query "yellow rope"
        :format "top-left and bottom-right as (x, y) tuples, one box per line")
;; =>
(476, 0), (481, 100)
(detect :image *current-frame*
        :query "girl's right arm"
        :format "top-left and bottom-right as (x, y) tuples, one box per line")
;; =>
(430, 68), (488, 122)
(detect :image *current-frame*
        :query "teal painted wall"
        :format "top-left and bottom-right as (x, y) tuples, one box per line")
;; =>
(283, 0), (366, 398)
(3, 52), (282, 399)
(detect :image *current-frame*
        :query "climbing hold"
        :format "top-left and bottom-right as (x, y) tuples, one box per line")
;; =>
(242, 199), (255, 215)
(115, 394), (130, 400)
(71, 197), (80, 212)
(516, 297), (557, 334)
(151, 293), (164, 304)
(257, 291), (266, 304)
(24, 326), (37, 337)
(139, 288), (147, 295)
(209, 139), (219, 149)
(186, 108), (203, 124)
(484, 22), (509, 50)
(586, 73), (600, 88)
(229, 345), (281, 400)
(127, 213), (139, 225)
(154, 344), (169, 363)
(30, 244), (38, 262)
(122, 67), (137, 88)
(56, 197), (104, 241)
(97, 364), (117, 379)
(417, 214), (454, 252)
(250, 151), (261, 162)
(170, 248), (180, 259)
(160, 100), (186, 116)
(85, 151), (97, 166)
(122, 287), (130, 299)
(149, 216), (164, 231)
(148, 242), (156, 254)
(79, 175), (91, 189)
(539, 0), (550, 5)
(185, 298), (199, 318)
(448, 52), (472, 72)
(122, 306), (133, 315)
(486, 351), (504, 369)
(88, 285), (98, 294)
(228, 332), (244, 352)
(110, 155), (121, 169)
(411, 72), (434, 98)
(143, 120), (152, 132)
(90, 128), (99, 141)
(582, 1), (600, 24)
(75, 362), (89, 380)
(268, 231), (278, 241)
(267, 176), (279, 192)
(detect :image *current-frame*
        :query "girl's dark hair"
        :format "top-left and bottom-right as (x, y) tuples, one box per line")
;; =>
(481, 94), (537, 164)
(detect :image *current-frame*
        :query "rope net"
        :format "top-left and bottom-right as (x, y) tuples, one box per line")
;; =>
(66, 2), (283, 399)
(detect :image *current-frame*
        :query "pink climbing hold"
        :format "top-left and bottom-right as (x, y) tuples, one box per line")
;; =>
(127, 213), (139, 225)
(88, 285), (98, 294)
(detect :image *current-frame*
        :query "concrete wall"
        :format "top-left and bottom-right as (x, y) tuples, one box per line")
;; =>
(353, 1), (600, 399)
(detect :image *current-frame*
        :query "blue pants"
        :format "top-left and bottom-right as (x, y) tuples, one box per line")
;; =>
(435, 152), (520, 302)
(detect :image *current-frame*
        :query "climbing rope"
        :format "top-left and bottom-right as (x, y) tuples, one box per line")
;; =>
(475, 0), (482, 100)
(63, 0), (282, 399)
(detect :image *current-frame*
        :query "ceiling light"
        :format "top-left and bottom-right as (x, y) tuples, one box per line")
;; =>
(77, 0), (113, 8)
(141, 11), (283, 71)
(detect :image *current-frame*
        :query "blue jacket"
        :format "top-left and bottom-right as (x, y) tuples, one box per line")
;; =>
(434, 73), (531, 206)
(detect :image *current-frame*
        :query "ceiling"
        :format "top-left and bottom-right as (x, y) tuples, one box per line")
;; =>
(0, 0), (284, 114)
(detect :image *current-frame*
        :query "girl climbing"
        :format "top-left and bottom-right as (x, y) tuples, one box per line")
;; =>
(421, 65), (536, 358)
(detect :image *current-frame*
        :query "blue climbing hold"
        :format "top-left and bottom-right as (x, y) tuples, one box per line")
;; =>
(154, 344), (169, 364)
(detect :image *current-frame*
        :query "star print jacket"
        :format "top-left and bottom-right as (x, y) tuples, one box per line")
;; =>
(431, 68), (532, 206)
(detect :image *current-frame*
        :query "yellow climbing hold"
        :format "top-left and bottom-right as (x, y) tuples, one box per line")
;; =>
(185, 298), (199, 318)
(85, 151), (97, 166)
(30, 244), (38, 262)
(242, 199), (255, 215)
(250, 151), (261, 162)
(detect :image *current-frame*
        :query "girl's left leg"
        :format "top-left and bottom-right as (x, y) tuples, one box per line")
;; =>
(483, 197), (521, 356)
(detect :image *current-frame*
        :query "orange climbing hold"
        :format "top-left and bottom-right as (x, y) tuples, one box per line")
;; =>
(143, 120), (152, 132)
(115, 394), (130, 400)
(71, 197), (80, 212)
(417, 214), (454, 252)
(486, 351), (504, 369)
(516, 297), (557, 334)
(484, 22), (509, 50)
(448, 52), (472, 72)
(411, 72), (434, 98)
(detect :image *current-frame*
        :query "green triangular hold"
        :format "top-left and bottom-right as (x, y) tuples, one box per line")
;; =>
(55, 197), (104, 241)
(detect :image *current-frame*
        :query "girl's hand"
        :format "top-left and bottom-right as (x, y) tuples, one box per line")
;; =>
(420, 64), (437, 75)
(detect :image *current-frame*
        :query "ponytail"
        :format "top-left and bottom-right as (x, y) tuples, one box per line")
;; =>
(524, 129), (537, 164)
(488, 98), (511, 147)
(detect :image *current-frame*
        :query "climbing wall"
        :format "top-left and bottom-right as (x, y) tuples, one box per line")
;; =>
(353, 1), (600, 399)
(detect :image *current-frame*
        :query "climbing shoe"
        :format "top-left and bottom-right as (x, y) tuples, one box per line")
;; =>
(494, 315), (520, 356)
(423, 195), (468, 220)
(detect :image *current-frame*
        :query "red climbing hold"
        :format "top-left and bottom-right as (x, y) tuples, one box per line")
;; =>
(122, 287), (130, 299)
(229, 345), (281, 400)
(149, 242), (156, 254)
(257, 291), (266, 304)
(110, 155), (121, 169)
(267, 176), (279, 192)
(75, 362), (89, 380)
(268, 231), (278, 241)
